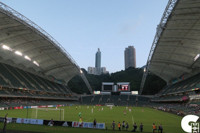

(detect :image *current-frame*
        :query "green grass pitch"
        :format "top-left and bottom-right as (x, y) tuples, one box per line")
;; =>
(0, 105), (184, 133)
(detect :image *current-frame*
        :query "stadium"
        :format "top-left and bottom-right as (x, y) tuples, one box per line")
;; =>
(0, 0), (199, 133)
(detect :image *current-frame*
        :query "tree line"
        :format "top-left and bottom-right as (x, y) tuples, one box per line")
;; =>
(68, 67), (166, 95)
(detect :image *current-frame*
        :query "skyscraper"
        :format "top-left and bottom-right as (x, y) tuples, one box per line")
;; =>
(124, 46), (136, 69)
(88, 48), (109, 75)
(95, 48), (101, 68)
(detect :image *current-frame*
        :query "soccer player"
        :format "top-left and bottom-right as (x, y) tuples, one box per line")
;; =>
(140, 123), (143, 132)
(91, 108), (93, 113)
(123, 110), (127, 115)
(79, 117), (83, 127)
(152, 123), (157, 133)
(78, 112), (82, 118)
(118, 122), (121, 131)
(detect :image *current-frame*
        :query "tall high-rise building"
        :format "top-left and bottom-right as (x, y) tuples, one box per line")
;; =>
(124, 46), (136, 69)
(88, 48), (109, 75)
(95, 48), (101, 68)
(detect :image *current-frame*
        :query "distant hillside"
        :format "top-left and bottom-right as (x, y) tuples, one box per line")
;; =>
(68, 67), (166, 95)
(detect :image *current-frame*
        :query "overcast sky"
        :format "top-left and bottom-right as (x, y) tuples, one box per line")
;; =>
(1, 0), (168, 73)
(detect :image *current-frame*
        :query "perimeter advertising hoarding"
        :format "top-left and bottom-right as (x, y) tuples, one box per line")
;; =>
(14, 106), (23, 109)
(16, 118), (43, 125)
(0, 117), (13, 123)
(72, 121), (105, 129)
(43, 120), (72, 127)
(0, 116), (105, 129)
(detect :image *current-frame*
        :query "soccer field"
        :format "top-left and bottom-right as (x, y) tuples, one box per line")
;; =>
(0, 105), (183, 133)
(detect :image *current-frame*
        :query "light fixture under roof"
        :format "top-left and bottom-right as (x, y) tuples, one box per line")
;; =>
(2, 44), (40, 67)
(144, 67), (146, 72)
(80, 70), (83, 74)
(2, 45), (12, 51)
(33, 61), (39, 66)
(15, 51), (23, 56)
(194, 54), (200, 61)
(24, 55), (31, 61)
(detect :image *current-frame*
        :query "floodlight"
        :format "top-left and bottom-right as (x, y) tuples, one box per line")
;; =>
(33, 61), (39, 66)
(24, 55), (31, 61)
(2, 45), (12, 51)
(15, 51), (22, 56)
(80, 70), (83, 74)
(194, 54), (200, 61)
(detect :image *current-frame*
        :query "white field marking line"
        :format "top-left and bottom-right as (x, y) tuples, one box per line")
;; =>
(132, 115), (134, 125)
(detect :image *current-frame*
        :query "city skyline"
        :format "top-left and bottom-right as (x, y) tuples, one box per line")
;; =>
(0, 0), (169, 73)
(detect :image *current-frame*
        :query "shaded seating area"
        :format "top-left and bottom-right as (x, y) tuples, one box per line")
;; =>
(81, 94), (150, 106)
(158, 73), (200, 96)
(0, 62), (72, 98)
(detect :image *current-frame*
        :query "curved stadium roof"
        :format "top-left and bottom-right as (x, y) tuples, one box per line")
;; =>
(140, 0), (200, 94)
(149, 0), (200, 82)
(0, 2), (81, 83)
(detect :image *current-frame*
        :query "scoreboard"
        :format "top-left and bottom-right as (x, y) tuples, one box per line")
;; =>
(117, 82), (130, 92)
(102, 82), (130, 92)
(102, 82), (114, 91)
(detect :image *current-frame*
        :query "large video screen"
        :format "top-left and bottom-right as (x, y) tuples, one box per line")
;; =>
(103, 85), (113, 91)
(118, 84), (129, 91)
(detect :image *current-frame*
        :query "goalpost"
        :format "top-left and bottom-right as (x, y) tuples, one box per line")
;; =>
(33, 108), (64, 121)
(105, 103), (114, 109)
(105, 103), (114, 107)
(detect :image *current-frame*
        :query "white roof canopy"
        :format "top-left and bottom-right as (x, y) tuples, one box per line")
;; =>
(0, 2), (80, 83)
(149, 0), (200, 82)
